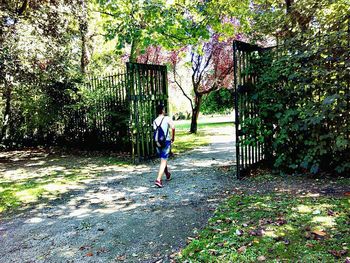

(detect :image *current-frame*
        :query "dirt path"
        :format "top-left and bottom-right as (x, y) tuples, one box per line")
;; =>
(0, 127), (238, 263)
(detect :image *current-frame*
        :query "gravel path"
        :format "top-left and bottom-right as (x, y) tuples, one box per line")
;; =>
(0, 127), (238, 263)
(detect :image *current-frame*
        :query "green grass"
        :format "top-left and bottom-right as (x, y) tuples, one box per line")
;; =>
(172, 121), (233, 154)
(0, 156), (130, 215)
(178, 193), (350, 262)
(172, 131), (212, 154)
(175, 120), (234, 131)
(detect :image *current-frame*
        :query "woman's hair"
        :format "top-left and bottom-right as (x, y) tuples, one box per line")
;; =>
(156, 104), (165, 115)
(156, 104), (164, 115)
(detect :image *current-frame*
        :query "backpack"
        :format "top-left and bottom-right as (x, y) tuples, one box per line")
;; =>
(153, 117), (169, 148)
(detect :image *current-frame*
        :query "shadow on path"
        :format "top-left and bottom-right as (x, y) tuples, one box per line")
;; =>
(0, 127), (237, 263)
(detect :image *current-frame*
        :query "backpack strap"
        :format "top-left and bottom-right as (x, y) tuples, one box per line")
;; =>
(154, 117), (169, 141)
(154, 117), (165, 129)
(164, 121), (169, 139)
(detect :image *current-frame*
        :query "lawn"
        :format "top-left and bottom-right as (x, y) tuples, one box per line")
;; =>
(175, 119), (234, 131)
(172, 120), (233, 154)
(178, 187), (350, 262)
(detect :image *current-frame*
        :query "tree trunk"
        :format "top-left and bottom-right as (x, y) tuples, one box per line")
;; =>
(285, 0), (294, 13)
(190, 94), (202, 134)
(129, 38), (140, 63)
(1, 82), (12, 142)
(79, 0), (88, 74)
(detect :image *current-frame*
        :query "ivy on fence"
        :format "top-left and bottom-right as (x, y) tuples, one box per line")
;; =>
(242, 21), (349, 175)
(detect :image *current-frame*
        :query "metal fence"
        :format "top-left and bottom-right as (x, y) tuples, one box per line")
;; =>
(233, 41), (266, 179)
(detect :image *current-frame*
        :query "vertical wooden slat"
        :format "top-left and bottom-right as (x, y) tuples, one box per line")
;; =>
(145, 68), (150, 157)
(233, 42), (240, 178)
(138, 66), (145, 159)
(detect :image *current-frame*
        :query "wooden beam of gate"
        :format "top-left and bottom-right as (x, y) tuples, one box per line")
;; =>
(126, 62), (168, 163)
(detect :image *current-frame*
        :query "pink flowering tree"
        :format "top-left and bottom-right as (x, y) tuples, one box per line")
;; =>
(170, 34), (235, 133)
(134, 31), (238, 134)
(136, 46), (164, 64)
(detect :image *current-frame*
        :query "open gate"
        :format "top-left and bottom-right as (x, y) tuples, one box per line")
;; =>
(127, 63), (169, 162)
(233, 41), (266, 179)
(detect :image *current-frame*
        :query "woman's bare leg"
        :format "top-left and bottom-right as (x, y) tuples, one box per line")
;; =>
(157, 159), (167, 181)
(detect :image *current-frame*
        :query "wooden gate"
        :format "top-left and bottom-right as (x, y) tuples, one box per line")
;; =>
(233, 41), (266, 179)
(127, 63), (169, 162)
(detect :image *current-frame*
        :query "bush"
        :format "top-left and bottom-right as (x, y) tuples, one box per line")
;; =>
(201, 89), (233, 115)
(242, 26), (350, 175)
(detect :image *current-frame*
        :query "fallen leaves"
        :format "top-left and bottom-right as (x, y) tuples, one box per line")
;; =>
(311, 230), (327, 237)
(328, 249), (348, 258)
(237, 246), (247, 253)
(186, 237), (195, 244)
(235, 229), (243, 236)
(225, 217), (234, 224)
(180, 194), (350, 262)
(275, 218), (287, 226)
(327, 210), (335, 216)
(258, 218), (273, 225)
(249, 229), (265, 237)
(305, 229), (328, 240)
(115, 254), (126, 261)
(208, 249), (218, 255)
(283, 239), (290, 245)
(257, 255), (266, 261)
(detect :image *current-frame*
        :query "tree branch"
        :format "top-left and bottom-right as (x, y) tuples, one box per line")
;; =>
(197, 51), (212, 87)
(17, 0), (28, 15)
(172, 66), (194, 110)
(91, 9), (120, 18)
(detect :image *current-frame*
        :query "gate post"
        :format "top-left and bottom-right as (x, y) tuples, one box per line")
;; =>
(233, 41), (240, 179)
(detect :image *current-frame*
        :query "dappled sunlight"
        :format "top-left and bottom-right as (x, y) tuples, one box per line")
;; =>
(303, 193), (320, 197)
(25, 160), (47, 167)
(68, 208), (92, 218)
(25, 217), (44, 224)
(264, 229), (277, 238)
(293, 203), (335, 214)
(295, 204), (313, 213)
(15, 188), (44, 203)
(43, 182), (84, 194)
(127, 186), (152, 196)
(0, 152), (138, 215)
(311, 216), (336, 227)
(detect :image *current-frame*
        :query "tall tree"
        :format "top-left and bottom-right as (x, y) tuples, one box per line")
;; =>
(0, 0), (84, 144)
(95, 0), (233, 62)
(77, 0), (89, 74)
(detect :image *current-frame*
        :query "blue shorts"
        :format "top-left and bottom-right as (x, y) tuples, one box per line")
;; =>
(156, 140), (171, 160)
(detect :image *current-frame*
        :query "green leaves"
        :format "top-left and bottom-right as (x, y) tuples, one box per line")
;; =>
(239, 12), (349, 175)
